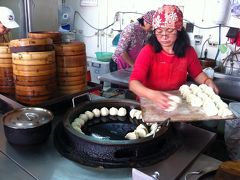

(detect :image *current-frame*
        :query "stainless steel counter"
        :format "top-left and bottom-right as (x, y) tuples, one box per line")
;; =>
(0, 94), (217, 180)
(98, 68), (131, 87)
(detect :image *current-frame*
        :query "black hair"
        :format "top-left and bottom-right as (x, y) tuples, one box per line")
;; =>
(148, 27), (191, 57)
(137, 17), (145, 26)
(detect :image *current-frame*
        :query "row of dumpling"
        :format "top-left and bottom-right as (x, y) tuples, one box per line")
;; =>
(125, 123), (161, 140)
(71, 107), (128, 133)
(179, 84), (233, 117)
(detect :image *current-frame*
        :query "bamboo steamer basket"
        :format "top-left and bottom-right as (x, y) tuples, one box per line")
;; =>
(28, 31), (62, 44)
(9, 38), (53, 47)
(56, 55), (86, 67)
(9, 38), (57, 104)
(9, 38), (54, 53)
(54, 41), (87, 95)
(0, 43), (14, 94)
(54, 42), (86, 56)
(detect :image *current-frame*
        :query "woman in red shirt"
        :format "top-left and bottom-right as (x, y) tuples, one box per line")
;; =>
(129, 4), (219, 110)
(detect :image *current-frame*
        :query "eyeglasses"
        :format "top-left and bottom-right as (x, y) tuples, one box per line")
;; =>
(154, 28), (176, 36)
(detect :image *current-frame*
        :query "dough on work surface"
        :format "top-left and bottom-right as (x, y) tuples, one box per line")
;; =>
(100, 107), (109, 116)
(190, 96), (203, 107)
(199, 84), (208, 90)
(218, 108), (233, 117)
(182, 89), (192, 99)
(196, 92), (209, 100)
(179, 84), (190, 92)
(216, 101), (228, 109)
(164, 101), (178, 112)
(118, 107), (127, 117)
(190, 84), (199, 90)
(203, 101), (218, 116)
(169, 95), (182, 104)
(92, 108), (101, 117)
(186, 93), (196, 103)
(109, 107), (118, 116)
(203, 86), (215, 96)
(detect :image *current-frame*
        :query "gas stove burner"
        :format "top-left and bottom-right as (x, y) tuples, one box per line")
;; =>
(54, 122), (182, 168)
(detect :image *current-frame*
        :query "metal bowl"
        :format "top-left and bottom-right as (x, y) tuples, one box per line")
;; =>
(2, 107), (54, 145)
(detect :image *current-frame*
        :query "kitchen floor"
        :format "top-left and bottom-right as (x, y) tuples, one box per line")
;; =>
(101, 87), (231, 162)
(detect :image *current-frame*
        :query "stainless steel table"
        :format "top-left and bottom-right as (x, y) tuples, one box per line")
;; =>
(0, 93), (217, 180)
(98, 68), (132, 87)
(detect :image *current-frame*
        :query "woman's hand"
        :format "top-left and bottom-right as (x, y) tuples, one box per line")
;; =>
(148, 91), (172, 110)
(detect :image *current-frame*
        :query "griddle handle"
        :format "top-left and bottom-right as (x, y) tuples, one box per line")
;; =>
(72, 93), (92, 108)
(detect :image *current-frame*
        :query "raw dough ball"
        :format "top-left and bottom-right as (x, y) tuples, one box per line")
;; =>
(136, 124), (148, 133)
(197, 92), (209, 100)
(135, 128), (147, 138)
(179, 84), (190, 93)
(100, 107), (109, 116)
(169, 95), (182, 104)
(109, 107), (118, 116)
(203, 101), (218, 116)
(216, 102), (228, 109)
(186, 94), (196, 103)
(85, 111), (94, 120)
(190, 96), (203, 107)
(182, 89), (192, 99)
(125, 131), (138, 140)
(129, 108), (138, 119)
(211, 94), (221, 103)
(79, 114), (88, 122)
(134, 110), (142, 119)
(165, 101), (178, 112)
(118, 107), (127, 117)
(74, 117), (85, 126)
(203, 86), (215, 96)
(190, 84), (198, 90)
(92, 108), (101, 117)
(218, 108), (233, 117)
(199, 84), (208, 90)
(192, 87), (202, 95)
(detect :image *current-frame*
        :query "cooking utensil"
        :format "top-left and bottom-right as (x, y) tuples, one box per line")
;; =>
(152, 118), (170, 138)
(54, 95), (182, 168)
(2, 107), (54, 145)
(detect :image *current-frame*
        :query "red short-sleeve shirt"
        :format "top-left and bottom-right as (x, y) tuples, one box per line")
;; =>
(129, 44), (202, 91)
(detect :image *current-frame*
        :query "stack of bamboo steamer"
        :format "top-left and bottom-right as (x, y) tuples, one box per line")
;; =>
(54, 41), (87, 95)
(28, 31), (62, 44)
(9, 38), (56, 105)
(0, 43), (14, 94)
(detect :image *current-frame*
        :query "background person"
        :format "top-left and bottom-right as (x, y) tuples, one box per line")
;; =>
(0, 6), (19, 42)
(112, 10), (155, 70)
(129, 5), (219, 110)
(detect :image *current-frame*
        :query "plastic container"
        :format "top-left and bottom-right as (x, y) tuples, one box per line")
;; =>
(95, 52), (113, 62)
(89, 59), (110, 90)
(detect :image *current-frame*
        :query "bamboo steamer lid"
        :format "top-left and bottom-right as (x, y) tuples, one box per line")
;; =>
(54, 41), (86, 56)
(9, 38), (53, 47)
(56, 55), (86, 67)
(28, 31), (62, 44)
(12, 51), (55, 65)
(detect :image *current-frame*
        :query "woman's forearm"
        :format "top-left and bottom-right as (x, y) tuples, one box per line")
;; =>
(121, 52), (134, 66)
